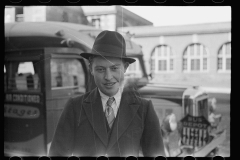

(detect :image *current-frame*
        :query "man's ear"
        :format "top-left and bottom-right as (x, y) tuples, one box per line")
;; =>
(124, 62), (129, 73)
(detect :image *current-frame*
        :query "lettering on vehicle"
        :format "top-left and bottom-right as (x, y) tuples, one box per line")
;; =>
(180, 115), (211, 147)
(5, 94), (41, 104)
(4, 104), (40, 119)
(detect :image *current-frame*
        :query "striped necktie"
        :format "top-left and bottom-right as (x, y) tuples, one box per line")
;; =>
(105, 97), (115, 129)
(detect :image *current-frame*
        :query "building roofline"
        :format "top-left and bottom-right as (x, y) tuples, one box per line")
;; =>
(115, 6), (153, 25)
(82, 6), (117, 16)
(118, 21), (231, 37)
(82, 6), (153, 25)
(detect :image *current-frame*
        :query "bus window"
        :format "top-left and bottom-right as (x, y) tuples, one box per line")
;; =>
(203, 99), (208, 118)
(51, 59), (85, 93)
(183, 95), (190, 116)
(198, 100), (203, 117)
(18, 62), (35, 74)
(189, 99), (193, 116)
(5, 61), (40, 91)
(198, 99), (208, 119)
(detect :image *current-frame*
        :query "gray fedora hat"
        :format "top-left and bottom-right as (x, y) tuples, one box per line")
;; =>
(80, 30), (136, 64)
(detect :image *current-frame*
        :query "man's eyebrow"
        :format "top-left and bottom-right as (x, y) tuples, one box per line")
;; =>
(110, 64), (121, 67)
(94, 66), (105, 68)
(94, 64), (121, 68)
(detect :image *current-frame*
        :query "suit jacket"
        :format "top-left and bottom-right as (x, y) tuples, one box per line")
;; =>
(49, 87), (165, 157)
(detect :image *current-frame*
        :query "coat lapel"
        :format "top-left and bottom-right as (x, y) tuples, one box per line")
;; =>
(83, 88), (108, 147)
(107, 88), (140, 151)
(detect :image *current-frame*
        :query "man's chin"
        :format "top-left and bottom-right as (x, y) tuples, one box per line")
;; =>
(103, 88), (119, 97)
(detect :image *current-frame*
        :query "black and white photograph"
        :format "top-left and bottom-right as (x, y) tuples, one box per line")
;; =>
(4, 5), (231, 157)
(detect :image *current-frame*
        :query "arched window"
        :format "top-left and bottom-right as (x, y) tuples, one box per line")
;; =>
(218, 42), (231, 72)
(183, 43), (208, 72)
(150, 45), (174, 73)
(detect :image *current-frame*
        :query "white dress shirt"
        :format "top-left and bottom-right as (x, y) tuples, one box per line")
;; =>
(98, 87), (123, 118)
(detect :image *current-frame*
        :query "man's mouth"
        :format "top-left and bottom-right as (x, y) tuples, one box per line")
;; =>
(104, 82), (116, 86)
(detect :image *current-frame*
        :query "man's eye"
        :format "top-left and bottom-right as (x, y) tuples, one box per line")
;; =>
(111, 67), (119, 71)
(96, 68), (105, 72)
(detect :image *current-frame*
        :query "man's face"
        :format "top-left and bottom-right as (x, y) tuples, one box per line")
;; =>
(90, 56), (129, 97)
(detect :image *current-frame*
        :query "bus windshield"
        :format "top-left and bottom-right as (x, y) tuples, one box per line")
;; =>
(5, 61), (41, 92)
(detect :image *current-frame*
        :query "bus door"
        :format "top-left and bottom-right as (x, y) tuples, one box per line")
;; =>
(44, 48), (88, 152)
(4, 49), (46, 156)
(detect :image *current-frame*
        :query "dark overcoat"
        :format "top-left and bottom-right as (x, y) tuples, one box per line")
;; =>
(49, 87), (165, 157)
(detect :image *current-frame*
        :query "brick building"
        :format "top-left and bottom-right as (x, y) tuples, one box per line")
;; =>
(118, 22), (231, 88)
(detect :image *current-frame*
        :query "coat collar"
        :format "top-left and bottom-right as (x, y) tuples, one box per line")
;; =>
(83, 87), (140, 148)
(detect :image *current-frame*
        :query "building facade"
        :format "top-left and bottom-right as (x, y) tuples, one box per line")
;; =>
(5, 6), (89, 25)
(118, 22), (231, 88)
(82, 6), (153, 31)
(5, 6), (152, 30)
(4, 6), (230, 88)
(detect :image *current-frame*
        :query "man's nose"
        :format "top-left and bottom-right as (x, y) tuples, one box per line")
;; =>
(104, 69), (113, 80)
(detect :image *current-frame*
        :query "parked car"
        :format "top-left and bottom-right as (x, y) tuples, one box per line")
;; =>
(139, 84), (226, 157)
(4, 21), (225, 157)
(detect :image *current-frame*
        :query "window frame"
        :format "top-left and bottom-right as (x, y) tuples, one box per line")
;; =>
(50, 58), (86, 94)
(42, 47), (88, 98)
(4, 55), (42, 93)
(182, 43), (209, 73)
(217, 42), (231, 73)
(151, 44), (175, 73)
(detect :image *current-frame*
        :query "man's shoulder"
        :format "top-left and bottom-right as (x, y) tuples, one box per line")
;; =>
(70, 90), (93, 103)
(127, 88), (151, 105)
(137, 96), (151, 105)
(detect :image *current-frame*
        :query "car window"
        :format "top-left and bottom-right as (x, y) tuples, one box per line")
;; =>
(50, 59), (85, 93)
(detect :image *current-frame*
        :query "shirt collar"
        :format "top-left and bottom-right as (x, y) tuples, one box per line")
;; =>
(98, 87), (122, 112)
(98, 87), (122, 103)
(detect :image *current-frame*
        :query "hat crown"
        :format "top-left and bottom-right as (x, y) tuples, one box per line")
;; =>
(91, 30), (126, 57)
(94, 30), (125, 47)
(80, 30), (136, 64)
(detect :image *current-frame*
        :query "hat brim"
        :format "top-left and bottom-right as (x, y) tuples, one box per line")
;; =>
(80, 52), (136, 64)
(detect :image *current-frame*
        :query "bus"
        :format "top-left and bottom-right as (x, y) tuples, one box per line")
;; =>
(4, 21), (147, 156)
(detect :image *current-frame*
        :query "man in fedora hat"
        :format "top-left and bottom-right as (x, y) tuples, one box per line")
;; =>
(49, 30), (165, 157)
